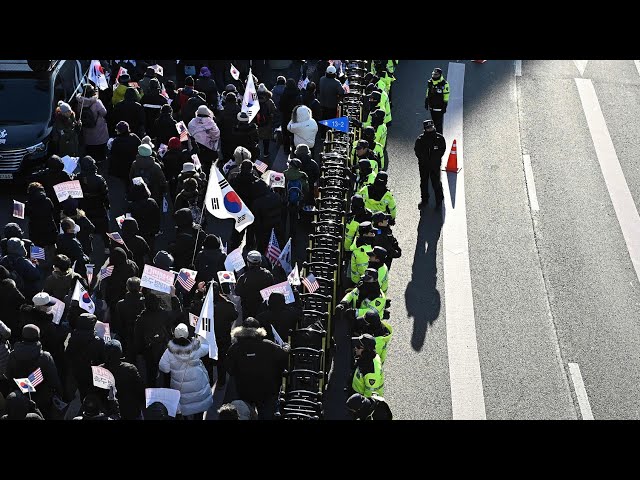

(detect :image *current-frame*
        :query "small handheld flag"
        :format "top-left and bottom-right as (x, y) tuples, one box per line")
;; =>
(301, 273), (320, 293)
(254, 159), (268, 174)
(177, 268), (197, 292)
(13, 200), (25, 219)
(265, 228), (281, 265)
(30, 245), (46, 261)
(28, 367), (44, 388)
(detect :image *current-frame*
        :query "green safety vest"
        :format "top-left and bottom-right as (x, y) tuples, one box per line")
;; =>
(359, 186), (397, 219)
(350, 243), (373, 283)
(377, 263), (389, 294)
(351, 139), (385, 169)
(352, 354), (385, 398)
(375, 320), (393, 364)
(341, 288), (386, 319)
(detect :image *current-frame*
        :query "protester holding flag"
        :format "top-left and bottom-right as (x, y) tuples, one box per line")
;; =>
(169, 208), (204, 271)
(195, 67), (220, 112)
(255, 292), (298, 343)
(6, 324), (63, 418)
(57, 218), (89, 278)
(65, 313), (106, 401)
(293, 144), (320, 203)
(226, 317), (289, 420)
(250, 181), (284, 254)
(158, 323), (213, 419)
(234, 251), (275, 320)
(0, 238), (42, 300)
(232, 112), (260, 161)
(112, 277), (145, 362)
(31, 155), (72, 217)
(61, 198), (96, 257)
(43, 254), (87, 306)
(0, 390), (45, 420)
(75, 84), (110, 164)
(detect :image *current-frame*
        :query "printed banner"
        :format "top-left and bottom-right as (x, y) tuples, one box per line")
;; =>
(259, 280), (295, 305)
(53, 180), (83, 202)
(140, 264), (175, 294)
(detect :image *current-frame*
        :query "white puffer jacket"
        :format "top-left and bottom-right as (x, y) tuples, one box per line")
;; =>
(287, 105), (318, 148)
(158, 337), (214, 416)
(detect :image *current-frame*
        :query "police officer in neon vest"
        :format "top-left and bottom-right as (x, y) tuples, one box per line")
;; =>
(350, 333), (384, 398)
(367, 246), (389, 294)
(337, 268), (386, 320)
(349, 221), (377, 284)
(359, 171), (397, 219)
(354, 309), (393, 364)
(424, 67), (450, 135)
(371, 211), (401, 269)
(344, 194), (373, 251)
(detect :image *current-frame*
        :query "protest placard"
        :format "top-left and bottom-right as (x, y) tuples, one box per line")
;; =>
(53, 180), (83, 202)
(140, 264), (175, 294)
(145, 388), (181, 417)
(91, 366), (115, 390)
(61, 155), (79, 175)
(49, 296), (65, 325)
(259, 280), (295, 304)
(224, 247), (246, 273)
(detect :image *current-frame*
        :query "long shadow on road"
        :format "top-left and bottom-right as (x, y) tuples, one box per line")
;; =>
(405, 209), (443, 352)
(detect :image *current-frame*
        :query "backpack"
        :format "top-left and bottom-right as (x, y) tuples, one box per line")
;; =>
(80, 106), (98, 129)
(0, 255), (25, 292)
(177, 88), (195, 110)
(255, 109), (269, 128)
(287, 178), (303, 207)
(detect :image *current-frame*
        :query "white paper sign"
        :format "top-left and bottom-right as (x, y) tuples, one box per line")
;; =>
(141, 264), (175, 294)
(61, 155), (79, 175)
(188, 312), (199, 327)
(217, 270), (236, 284)
(224, 247), (246, 273)
(259, 280), (295, 304)
(53, 180), (83, 202)
(145, 388), (181, 418)
(95, 321), (111, 341)
(49, 295), (65, 325)
(91, 366), (115, 390)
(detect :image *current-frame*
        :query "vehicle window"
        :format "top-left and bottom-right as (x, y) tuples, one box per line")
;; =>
(0, 77), (52, 124)
(59, 60), (79, 100)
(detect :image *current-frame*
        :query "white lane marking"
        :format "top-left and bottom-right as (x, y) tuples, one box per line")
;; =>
(576, 78), (640, 284)
(515, 60), (522, 77)
(634, 61), (640, 77)
(442, 61), (487, 420)
(568, 363), (594, 420)
(522, 154), (539, 212)
(574, 60), (588, 76)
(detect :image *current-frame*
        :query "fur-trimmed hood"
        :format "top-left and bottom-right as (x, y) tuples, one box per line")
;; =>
(231, 326), (267, 341)
(167, 337), (201, 356)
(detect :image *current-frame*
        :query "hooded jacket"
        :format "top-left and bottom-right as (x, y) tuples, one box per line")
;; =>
(43, 268), (85, 304)
(231, 121), (260, 160)
(225, 326), (289, 402)
(155, 110), (178, 146)
(56, 232), (89, 276)
(188, 115), (220, 152)
(110, 88), (146, 137)
(109, 131), (142, 180)
(287, 105), (318, 148)
(19, 305), (66, 360)
(194, 241), (226, 284)
(78, 165), (110, 233)
(128, 184), (161, 236)
(121, 218), (150, 272)
(1, 240), (42, 298)
(158, 337), (214, 416)
(102, 345), (145, 420)
(33, 155), (72, 207)
(1, 223), (33, 257)
(112, 82), (142, 106)
(0, 279), (25, 342)
(102, 247), (138, 308)
(113, 291), (145, 361)
(234, 266), (275, 318)
(51, 111), (81, 157)
(256, 94), (277, 140)
(65, 314), (105, 396)
(75, 94), (109, 145)
(129, 154), (168, 206)
(0, 391), (45, 420)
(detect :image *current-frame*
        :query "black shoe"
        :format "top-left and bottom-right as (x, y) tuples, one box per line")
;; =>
(418, 199), (428, 209)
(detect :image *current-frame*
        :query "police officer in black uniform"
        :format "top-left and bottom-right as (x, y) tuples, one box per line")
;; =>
(414, 119), (447, 210)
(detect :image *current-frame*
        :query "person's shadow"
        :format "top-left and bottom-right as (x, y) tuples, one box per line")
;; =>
(404, 209), (443, 351)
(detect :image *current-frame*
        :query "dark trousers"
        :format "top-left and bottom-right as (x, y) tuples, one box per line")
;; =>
(419, 162), (443, 204)
(85, 143), (107, 164)
(262, 139), (271, 158)
(255, 393), (278, 420)
(430, 109), (445, 135)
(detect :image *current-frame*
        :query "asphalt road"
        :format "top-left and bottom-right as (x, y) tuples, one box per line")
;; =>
(4, 60), (640, 419)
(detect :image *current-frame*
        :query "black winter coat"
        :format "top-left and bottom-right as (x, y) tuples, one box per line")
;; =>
(0, 281), (25, 342)
(102, 359), (145, 420)
(414, 131), (447, 169)
(25, 189), (58, 247)
(225, 326), (288, 402)
(251, 189), (283, 233)
(129, 198), (161, 236)
(194, 247), (226, 284)
(256, 305), (299, 341)
(231, 122), (260, 160)
(112, 292), (145, 360)
(65, 324), (105, 397)
(154, 112), (178, 146)
(109, 132), (141, 180)
(56, 233), (88, 276)
(19, 305), (67, 362)
(234, 267), (274, 318)
(140, 91), (168, 137)
(111, 99), (146, 137)
(78, 171), (110, 234)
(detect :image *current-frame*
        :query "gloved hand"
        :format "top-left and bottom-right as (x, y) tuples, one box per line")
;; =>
(424, 99), (429, 110)
(335, 303), (346, 313)
(442, 104), (447, 114)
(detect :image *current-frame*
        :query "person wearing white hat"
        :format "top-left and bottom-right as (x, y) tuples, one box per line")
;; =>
(187, 104), (220, 172)
(158, 323), (214, 419)
(318, 63), (345, 125)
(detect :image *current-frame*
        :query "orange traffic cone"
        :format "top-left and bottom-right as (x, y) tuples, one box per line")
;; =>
(443, 139), (461, 173)
(472, 60), (487, 63)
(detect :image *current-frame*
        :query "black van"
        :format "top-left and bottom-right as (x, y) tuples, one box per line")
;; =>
(0, 60), (83, 180)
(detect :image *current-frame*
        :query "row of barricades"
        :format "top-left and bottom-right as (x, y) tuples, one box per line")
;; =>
(276, 60), (380, 419)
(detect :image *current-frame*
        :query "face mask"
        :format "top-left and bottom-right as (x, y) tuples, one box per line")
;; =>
(432, 74), (441, 81)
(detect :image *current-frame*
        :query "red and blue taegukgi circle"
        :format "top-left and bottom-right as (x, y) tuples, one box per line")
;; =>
(223, 191), (243, 213)
(82, 292), (92, 304)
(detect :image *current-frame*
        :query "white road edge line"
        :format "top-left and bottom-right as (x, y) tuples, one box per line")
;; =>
(575, 78), (640, 284)
(441, 61), (487, 420)
(522, 154), (539, 212)
(568, 363), (594, 420)
(634, 60), (640, 77)
(515, 60), (522, 77)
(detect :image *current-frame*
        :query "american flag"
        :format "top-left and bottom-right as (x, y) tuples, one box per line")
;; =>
(13, 200), (25, 219)
(254, 160), (268, 174)
(107, 232), (125, 245)
(28, 367), (44, 388)
(30, 245), (46, 260)
(265, 228), (281, 265)
(99, 265), (114, 280)
(302, 273), (320, 293)
(177, 268), (197, 292)
(176, 121), (189, 142)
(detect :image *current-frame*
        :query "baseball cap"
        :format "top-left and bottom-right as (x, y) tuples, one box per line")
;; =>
(33, 292), (56, 307)
(351, 333), (376, 351)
